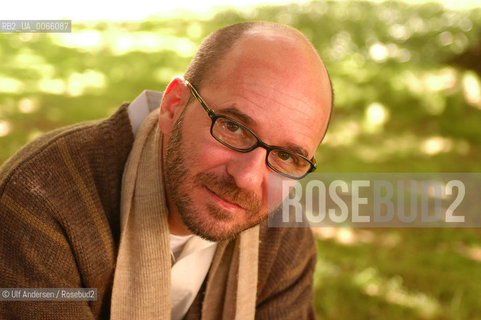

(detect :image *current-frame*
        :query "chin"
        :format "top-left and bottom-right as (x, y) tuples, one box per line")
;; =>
(181, 206), (268, 242)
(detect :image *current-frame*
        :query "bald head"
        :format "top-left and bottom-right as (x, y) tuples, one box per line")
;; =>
(185, 22), (332, 104)
(221, 25), (331, 112)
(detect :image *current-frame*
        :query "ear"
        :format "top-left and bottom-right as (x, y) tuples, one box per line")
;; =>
(158, 76), (190, 135)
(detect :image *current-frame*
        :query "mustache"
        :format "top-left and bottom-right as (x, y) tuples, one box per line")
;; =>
(195, 172), (262, 213)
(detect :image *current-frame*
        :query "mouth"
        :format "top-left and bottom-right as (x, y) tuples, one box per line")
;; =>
(204, 186), (244, 212)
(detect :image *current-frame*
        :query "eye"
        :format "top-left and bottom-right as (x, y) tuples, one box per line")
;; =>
(224, 120), (241, 133)
(275, 150), (296, 163)
(218, 118), (248, 136)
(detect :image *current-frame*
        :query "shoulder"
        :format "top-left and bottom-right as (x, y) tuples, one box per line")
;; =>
(0, 103), (134, 241)
(258, 218), (316, 268)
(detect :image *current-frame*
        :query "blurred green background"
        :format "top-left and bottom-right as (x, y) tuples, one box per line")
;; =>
(1, 1), (481, 319)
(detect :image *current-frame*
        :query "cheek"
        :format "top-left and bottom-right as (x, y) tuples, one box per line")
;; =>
(181, 108), (240, 173)
(182, 124), (232, 172)
(267, 174), (297, 210)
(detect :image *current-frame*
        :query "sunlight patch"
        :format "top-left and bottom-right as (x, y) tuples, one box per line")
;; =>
(37, 79), (66, 94)
(363, 102), (390, 133)
(353, 267), (441, 318)
(0, 77), (24, 93)
(421, 136), (452, 155)
(463, 71), (481, 109)
(0, 121), (12, 137)
(67, 69), (107, 96)
(18, 98), (38, 114)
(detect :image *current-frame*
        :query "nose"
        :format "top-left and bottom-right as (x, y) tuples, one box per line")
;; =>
(226, 147), (267, 192)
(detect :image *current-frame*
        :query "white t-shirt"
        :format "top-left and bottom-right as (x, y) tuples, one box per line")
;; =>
(169, 233), (217, 320)
(169, 233), (194, 262)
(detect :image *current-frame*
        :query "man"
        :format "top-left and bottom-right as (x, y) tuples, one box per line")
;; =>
(0, 21), (332, 319)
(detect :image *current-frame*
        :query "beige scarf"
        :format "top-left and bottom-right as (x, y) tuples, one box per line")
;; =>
(111, 108), (259, 319)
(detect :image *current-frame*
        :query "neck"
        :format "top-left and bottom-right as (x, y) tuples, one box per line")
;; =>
(167, 207), (193, 236)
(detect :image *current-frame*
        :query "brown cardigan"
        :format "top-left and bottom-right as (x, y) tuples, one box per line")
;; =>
(0, 104), (317, 319)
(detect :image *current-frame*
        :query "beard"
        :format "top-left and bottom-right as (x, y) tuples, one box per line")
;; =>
(164, 110), (267, 242)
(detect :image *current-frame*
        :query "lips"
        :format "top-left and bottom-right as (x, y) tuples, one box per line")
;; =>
(194, 171), (262, 213)
(205, 187), (244, 210)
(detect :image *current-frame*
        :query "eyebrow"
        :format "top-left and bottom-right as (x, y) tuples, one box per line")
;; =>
(285, 144), (309, 158)
(217, 106), (255, 126)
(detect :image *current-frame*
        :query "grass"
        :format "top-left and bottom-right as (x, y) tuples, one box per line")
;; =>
(313, 228), (481, 319)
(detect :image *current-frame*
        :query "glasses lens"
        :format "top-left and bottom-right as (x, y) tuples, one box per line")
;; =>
(211, 115), (313, 179)
(212, 116), (257, 150)
(268, 149), (312, 178)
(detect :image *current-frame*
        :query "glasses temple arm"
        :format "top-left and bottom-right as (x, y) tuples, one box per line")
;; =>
(185, 80), (216, 118)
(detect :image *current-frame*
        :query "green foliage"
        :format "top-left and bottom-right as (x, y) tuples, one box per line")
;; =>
(313, 228), (481, 319)
(1, 1), (481, 319)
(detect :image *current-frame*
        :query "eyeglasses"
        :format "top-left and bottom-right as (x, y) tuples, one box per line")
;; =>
(185, 80), (317, 180)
